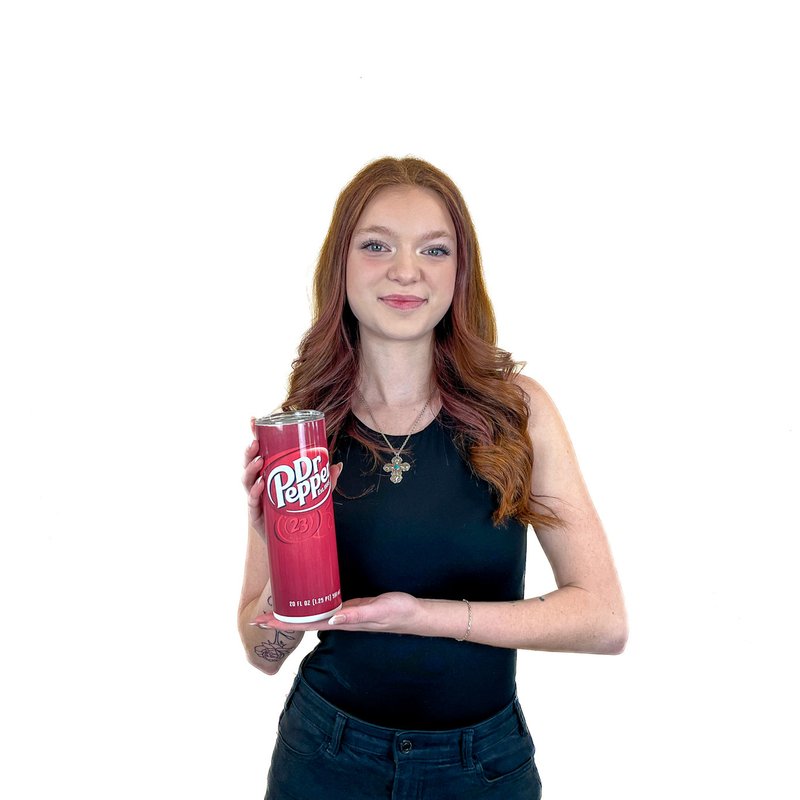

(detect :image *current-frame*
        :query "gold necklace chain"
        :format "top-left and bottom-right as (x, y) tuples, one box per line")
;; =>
(357, 390), (432, 484)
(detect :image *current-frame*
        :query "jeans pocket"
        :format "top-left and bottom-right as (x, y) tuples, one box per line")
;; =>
(276, 704), (330, 759)
(473, 729), (538, 788)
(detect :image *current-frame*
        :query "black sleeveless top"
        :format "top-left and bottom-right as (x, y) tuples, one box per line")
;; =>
(301, 414), (527, 730)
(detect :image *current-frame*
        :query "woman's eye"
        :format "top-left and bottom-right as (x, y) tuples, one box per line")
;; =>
(424, 245), (452, 257)
(361, 240), (387, 253)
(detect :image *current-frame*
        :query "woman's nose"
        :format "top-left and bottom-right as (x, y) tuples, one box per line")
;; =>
(387, 249), (420, 284)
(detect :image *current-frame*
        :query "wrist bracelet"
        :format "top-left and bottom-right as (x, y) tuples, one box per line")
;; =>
(456, 599), (472, 642)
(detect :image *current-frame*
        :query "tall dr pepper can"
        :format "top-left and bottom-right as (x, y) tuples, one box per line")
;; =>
(255, 410), (342, 623)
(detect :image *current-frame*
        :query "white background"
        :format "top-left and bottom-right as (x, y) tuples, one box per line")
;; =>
(1, 2), (797, 797)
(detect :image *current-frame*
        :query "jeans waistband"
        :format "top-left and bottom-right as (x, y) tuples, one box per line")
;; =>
(284, 669), (529, 764)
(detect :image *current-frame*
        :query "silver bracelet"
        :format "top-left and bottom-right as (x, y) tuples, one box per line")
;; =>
(456, 599), (472, 642)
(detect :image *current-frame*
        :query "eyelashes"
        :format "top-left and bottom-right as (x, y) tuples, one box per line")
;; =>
(361, 239), (388, 253)
(359, 239), (452, 257)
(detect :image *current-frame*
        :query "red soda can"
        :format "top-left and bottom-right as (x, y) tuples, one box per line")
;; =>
(255, 410), (342, 623)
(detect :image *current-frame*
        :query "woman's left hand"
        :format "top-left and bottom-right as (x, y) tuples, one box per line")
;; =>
(252, 592), (422, 635)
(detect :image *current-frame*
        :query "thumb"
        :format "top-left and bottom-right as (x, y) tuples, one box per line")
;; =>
(327, 596), (373, 626)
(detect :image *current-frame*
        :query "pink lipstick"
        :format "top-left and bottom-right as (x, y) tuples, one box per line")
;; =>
(380, 295), (426, 310)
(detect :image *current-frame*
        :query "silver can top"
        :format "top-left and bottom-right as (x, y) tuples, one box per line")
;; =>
(255, 409), (324, 427)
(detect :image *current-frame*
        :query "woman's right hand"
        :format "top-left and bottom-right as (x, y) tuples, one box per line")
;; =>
(242, 417), (344, 542)
(242, 417), (266, 540)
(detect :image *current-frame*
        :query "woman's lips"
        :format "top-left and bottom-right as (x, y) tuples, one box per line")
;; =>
(379, 295), (427, 310)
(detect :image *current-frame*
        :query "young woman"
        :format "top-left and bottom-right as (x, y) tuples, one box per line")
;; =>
(239, 157), (627, 799)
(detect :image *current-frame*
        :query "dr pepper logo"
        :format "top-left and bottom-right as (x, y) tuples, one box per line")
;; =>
(265, 447), (331, 513)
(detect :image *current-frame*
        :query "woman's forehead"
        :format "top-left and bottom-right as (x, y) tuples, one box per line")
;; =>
(354, 186), (455, 236)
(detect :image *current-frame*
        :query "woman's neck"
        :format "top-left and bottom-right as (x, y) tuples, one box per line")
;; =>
(355, 335), (438, 432)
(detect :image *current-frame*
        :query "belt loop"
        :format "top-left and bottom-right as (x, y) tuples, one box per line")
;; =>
(327, 712), (347, 757)
(513, 697), (529, 737)
(460, 728), (474, 769)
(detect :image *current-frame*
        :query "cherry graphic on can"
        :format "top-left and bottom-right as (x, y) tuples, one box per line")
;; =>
(255, 410), (342, 623)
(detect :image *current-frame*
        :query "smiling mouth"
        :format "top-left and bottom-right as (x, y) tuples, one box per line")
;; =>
(379, 295), (427, 310)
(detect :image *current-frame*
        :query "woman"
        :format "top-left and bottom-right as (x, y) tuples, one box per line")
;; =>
(239, 157), (627, 799)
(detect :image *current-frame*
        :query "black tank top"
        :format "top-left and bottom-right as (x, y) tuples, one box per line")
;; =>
(301, 413), (527, 730)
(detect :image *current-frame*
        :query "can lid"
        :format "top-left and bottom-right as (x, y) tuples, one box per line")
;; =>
(255, 409), (324, 427)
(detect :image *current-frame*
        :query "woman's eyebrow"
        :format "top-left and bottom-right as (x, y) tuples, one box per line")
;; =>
(353, 225), (454, 241)
(418, 229), (454, 241)
(354, 225), (396, 237)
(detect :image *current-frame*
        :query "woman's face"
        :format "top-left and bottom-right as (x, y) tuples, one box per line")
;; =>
(345, 186), (457, 347)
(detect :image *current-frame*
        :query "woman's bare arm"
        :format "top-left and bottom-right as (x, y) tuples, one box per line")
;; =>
(237, 435), (305, 675)
(238, 522), (305, 675)
(254, 378), (628, 655)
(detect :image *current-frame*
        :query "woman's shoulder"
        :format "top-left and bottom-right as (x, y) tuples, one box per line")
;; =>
(511, 373), (567, 442)
(511, 373), (552, 413)
(512, 372), (544, 399)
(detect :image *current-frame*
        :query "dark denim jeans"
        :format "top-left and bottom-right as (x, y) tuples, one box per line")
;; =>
(265, 672), (542, 799)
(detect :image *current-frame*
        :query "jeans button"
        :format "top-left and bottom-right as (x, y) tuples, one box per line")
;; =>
(399, 739), (413, 754)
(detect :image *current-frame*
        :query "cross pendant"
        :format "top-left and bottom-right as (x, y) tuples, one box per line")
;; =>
(383, 454), (411, 484)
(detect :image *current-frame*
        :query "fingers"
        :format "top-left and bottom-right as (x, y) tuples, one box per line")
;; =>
(242, 443), (263, 485)
(242, 436), (265, 521)
(247, 471), (265, 509)
(244, 421), (342, 507)
(328, 597), (371, 624)
(249, 612), (276, 629)
(326, 597), (376, 627)
(243, 437), (259, 468)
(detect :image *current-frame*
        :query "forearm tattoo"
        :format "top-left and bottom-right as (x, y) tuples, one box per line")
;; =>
(253, 598), (298, 663)
(254, 628), (298, 663)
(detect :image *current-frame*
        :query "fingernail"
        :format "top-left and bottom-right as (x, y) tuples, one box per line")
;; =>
(328, 614), (345, 625)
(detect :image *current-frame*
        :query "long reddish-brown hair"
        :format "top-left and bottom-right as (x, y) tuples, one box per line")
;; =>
(283, 156), (560, 528)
